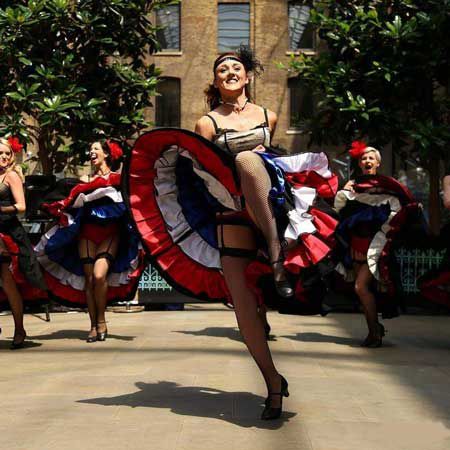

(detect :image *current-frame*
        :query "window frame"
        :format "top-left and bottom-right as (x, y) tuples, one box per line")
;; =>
(287, 0), (316, 54)
(217, 2), (251, 53)
(155, 3), (182, 53)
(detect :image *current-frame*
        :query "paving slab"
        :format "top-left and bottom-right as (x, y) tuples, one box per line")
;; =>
(0, 306), (449, 450)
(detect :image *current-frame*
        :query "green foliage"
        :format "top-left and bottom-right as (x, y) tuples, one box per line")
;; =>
(0, 0), (177, 173)
(284, 0), (450, 164)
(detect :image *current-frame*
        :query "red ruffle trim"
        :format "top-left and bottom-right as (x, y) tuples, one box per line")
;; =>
(128, 129), (237, 301)
(285, 171), (339, 199)
(42, 173), (121, 220)
(419, 271), (450, 308)
(43, 255), (145, 305)
(0, 232), (48, 302)
(284, 207), (337, 274)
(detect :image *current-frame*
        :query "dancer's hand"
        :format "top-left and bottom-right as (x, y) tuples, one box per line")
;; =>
(343, 180), (355, 192)
(252, 145), (265, 153)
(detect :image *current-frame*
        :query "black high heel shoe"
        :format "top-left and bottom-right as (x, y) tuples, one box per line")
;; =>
(271, 258), (294, 299)
(361, 323), (386, 348)
(10, 331), (26, 350)
(96, 321), (108, 342)
(261, 375), (289, 420)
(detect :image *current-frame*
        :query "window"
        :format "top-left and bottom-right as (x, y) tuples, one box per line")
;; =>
(288, 1), (315, 51)
(218, 3), (250, 52)
(288, 77), (314, 130)
(155, 78), (181, 127)
(155, 4), (181, 51)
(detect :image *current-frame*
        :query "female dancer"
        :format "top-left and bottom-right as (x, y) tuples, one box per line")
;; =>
(126, 48), (337, 419)
(335, 142), (418, 347)
(195, 50), (289, 420)
(36, 139), (145, 342)
(0, 137), (47, 349)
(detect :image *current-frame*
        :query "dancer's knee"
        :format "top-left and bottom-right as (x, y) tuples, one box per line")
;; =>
(355, 280), (370, 299)
(235, 151), (260, 174)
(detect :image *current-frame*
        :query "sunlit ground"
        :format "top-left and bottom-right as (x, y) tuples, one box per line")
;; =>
(1, 304), (449, 450)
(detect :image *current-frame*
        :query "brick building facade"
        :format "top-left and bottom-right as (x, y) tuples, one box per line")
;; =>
(147, 0), (320, 154)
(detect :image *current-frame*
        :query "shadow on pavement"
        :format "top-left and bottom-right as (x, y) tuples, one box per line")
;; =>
(282, 332), (396, 348)
(174, 326), (277, 342)
(78, 380), (296, 429)
(174, 327), (243, 343)
(0, 339), (42, 350)
(28, 329), (135, 342)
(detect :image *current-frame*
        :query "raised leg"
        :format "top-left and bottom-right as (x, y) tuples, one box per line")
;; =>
(235, 151), (293, 297)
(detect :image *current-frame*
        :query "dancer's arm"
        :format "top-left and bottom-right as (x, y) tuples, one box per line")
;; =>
(267, 109), (277, 138)
(0, 171), (25, 214)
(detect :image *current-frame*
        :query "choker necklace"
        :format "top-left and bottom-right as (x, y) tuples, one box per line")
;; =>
(221, 98), (249, 112)
(95, 170), (111, 178)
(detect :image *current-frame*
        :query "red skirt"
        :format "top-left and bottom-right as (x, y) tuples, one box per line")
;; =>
(79, 222), (119, 245)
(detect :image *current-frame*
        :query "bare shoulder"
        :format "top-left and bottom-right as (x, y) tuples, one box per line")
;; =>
(5, 170), (22, 186)
(195, 115), (215, 140)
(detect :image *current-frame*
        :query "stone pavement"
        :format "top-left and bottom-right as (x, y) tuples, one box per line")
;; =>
(1, 305), (450, 450)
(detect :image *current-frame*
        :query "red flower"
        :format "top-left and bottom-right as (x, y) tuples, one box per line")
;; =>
(348, 140), (367, 159)
(7, 136), (23, 153)
(106, 140), (123, 161)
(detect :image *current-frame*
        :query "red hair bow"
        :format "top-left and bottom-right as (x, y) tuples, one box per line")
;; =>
(7, 136), (23, 153)
(106, 140), (123, 161)
(348, 140), (367, 159)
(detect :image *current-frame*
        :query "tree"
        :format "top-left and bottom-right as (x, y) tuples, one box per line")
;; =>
(0, 0), (178, 173)
(283, 0), (450, 232)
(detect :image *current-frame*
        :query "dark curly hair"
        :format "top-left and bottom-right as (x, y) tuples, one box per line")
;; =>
(205, 45), (264, 111)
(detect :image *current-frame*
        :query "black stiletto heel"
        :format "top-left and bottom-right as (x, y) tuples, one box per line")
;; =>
(261, 375), (289, 420)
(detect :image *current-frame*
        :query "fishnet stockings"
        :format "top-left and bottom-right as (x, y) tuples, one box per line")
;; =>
(235, 151), (286, 281)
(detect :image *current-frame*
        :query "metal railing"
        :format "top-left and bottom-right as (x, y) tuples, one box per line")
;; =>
(395, 248), (446, 294)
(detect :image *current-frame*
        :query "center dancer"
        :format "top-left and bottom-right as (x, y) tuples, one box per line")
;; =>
(195, 48), (290, 420)
(126, 47), (338, 420)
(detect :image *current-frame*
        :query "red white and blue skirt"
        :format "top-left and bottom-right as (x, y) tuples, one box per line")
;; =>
(35, 174), (146, 307)
(125, 128), (339, 313)
(334, 175), (420, 317)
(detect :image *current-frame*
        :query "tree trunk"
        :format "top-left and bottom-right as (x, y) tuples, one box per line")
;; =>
(37, 133), (53, 175)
